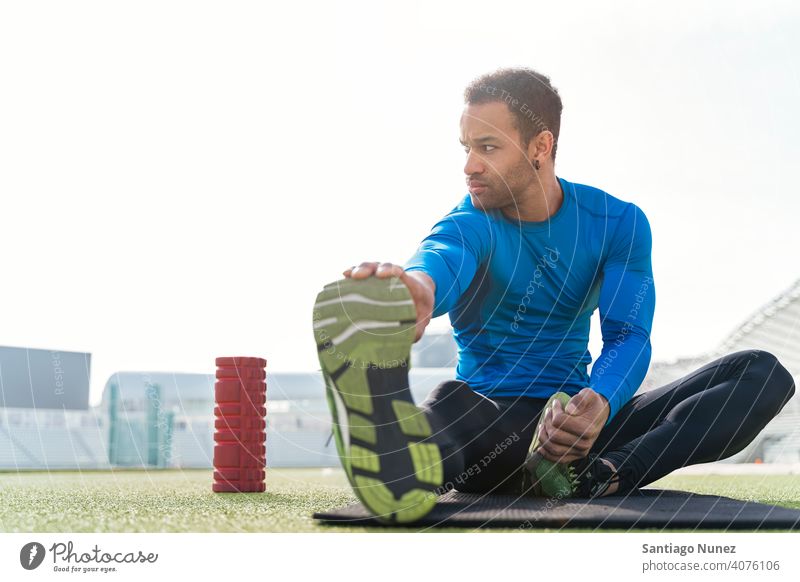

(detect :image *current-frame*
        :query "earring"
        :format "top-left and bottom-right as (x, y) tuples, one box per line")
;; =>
(534, 159), (541, 170)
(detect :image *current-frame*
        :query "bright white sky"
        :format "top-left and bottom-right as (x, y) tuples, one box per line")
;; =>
(1, 0), (798, 406)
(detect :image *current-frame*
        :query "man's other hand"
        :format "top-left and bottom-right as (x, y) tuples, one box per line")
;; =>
(535, 387), (610, 464)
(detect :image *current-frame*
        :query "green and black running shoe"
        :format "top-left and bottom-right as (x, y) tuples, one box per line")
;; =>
(521, 391), (580, 498)
(312, 276), (444, 524)
(521, 391), (639, 498)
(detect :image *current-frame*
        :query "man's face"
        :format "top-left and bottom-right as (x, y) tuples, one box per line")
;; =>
(459, 101), (537, 211)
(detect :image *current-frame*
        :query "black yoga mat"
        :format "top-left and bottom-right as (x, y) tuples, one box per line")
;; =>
(313, 488), (800, 530)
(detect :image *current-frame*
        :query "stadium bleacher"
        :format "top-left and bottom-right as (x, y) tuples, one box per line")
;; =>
(0, 412), (110, 469)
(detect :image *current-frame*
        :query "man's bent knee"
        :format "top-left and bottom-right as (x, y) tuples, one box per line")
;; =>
(749, 350), (796, 420)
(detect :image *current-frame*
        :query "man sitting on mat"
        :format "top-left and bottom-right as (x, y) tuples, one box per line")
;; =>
(311, 67), (795, 524)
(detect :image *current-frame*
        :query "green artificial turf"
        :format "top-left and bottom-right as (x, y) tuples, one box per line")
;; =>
(1, 468), (798, 533)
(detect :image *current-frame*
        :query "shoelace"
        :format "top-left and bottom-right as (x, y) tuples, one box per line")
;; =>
(587, 462), (638, 498)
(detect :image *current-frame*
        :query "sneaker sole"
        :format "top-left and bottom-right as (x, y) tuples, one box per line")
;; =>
(312, 276), (443, 524)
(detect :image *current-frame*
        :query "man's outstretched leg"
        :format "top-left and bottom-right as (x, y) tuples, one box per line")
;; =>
(312, 276), (463, 524)
(587, 349), (796, 495)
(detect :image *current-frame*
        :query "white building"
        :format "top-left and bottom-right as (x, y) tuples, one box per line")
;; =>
(0, 346), (108, 470)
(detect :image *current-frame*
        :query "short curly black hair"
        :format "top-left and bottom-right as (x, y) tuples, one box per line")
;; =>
(464, 67), (562, 160)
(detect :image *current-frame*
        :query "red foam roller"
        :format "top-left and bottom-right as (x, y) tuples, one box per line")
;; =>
(214, 469), (265, 482)
(214, 441), (266, 457)
(212, 482), (266, 493)
(216, 367), (266, 380)
(213, 355), (267, 494)
(214, 445), (265, 468)
(214, 387), (266, 403)
(214, 384), (266, 404)
(215, 404), (266, 417)
(215, 379), (266, 392)
(215, 441), (266, 457)
(215, 417), (266, 430)
(214, 429), (266, 443)
(216, 356), (267, 368)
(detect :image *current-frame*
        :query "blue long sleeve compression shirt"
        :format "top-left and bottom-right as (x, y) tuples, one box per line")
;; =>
(404, 176), (655, 426)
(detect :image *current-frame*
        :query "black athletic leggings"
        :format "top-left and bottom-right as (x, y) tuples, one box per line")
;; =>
(419, 349), (796, 494)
